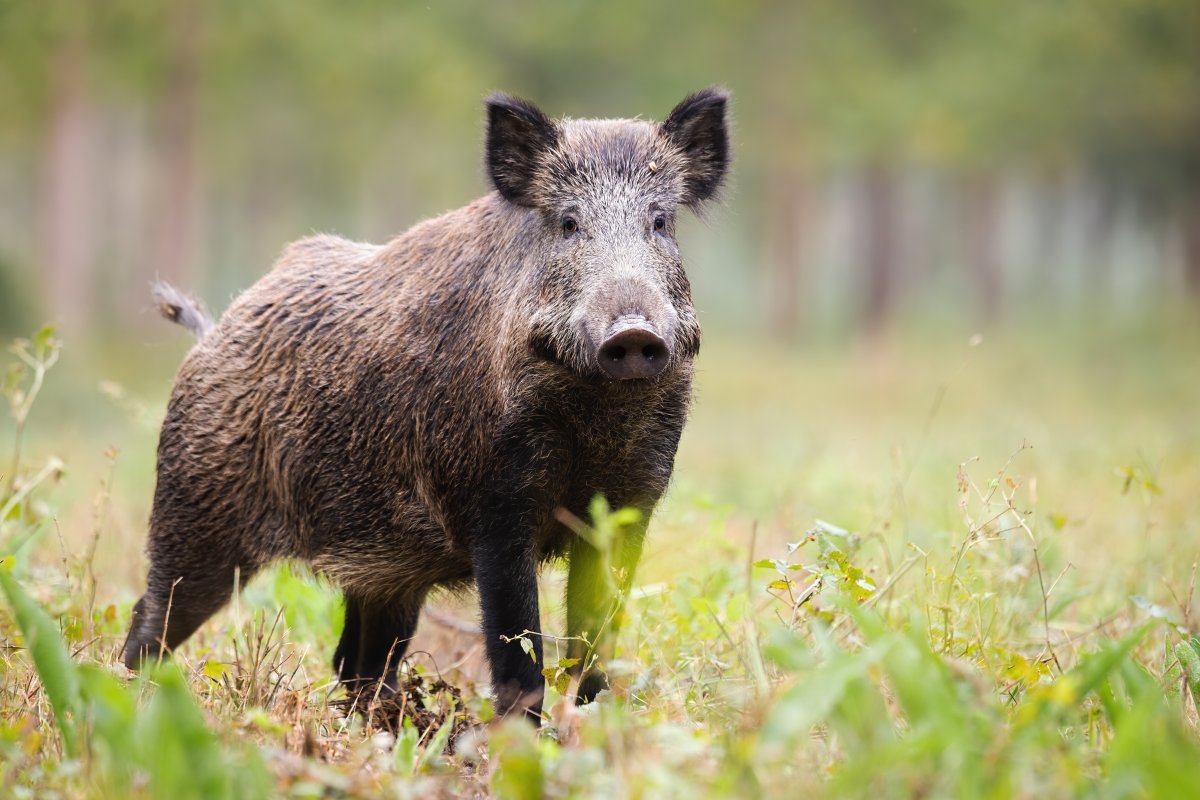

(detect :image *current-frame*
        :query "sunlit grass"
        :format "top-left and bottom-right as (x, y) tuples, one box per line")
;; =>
(2, 315), (1199, 797)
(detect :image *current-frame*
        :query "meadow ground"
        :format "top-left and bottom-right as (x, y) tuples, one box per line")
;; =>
(2, 312), (1199, 798)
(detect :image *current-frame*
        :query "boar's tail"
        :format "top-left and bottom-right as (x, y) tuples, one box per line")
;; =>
(152, 281), (214, 339)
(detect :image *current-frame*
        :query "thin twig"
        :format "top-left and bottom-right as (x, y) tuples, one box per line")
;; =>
(158, 577), (183, 662)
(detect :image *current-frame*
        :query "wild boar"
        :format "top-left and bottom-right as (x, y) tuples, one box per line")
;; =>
(124, 88), (731, 721)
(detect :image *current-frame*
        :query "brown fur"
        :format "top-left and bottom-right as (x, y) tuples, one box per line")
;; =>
(125, 89), (731, 720)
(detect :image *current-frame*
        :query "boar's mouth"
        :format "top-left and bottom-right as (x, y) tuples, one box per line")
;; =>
(527, 326), (593, 378)
(529, 329), (563, 366)
(526, 326), (627, 385)
(528, 319), (679, 386)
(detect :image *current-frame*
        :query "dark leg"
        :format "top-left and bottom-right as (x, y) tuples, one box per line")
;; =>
(473, 538), (544, 722)
(355, 593), (424, 690)
(566, 516), (646, 703)
(334, 591), (424, 691)
(332, 595), (362, 681)
(123, 542), (258, 669)
(469, 423), (569, 723)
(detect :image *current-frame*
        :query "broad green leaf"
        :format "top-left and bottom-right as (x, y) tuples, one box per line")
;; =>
(1163, 636), (1182, 698)
(1175, 639), (1200, 704)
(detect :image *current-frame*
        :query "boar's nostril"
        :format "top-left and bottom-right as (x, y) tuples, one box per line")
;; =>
(642, 341), (668, 362)
(597, 322), (670, 380)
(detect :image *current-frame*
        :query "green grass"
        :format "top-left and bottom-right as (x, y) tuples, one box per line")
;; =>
(2, 316), (1200, 798)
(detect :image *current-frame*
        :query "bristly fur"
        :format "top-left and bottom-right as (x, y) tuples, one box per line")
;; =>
(152, 281), (214, 338)
(486, 94), (561, 206)
(126, 89), (732, 722)
(659, 87), (732, 208)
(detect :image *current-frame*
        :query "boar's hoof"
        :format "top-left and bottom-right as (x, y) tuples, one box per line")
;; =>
(576, 670), (609, 705)
(495, 683), (546, 725)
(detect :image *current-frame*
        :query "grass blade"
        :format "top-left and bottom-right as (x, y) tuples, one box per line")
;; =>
(418, 707), (457, 774)
(1069, 624), (1149, 700)
(0, 568), (80, 757)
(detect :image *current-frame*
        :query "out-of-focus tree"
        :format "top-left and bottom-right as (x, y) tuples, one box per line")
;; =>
(0, 0), (180, 326)
(1, 1), (100, 327)
(1, 0), (1197, 332)
(790, 0), (958, 334)
(1033, 0), (1200, 295)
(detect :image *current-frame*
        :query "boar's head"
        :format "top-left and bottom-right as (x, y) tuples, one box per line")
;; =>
(486, 88), (730, 383)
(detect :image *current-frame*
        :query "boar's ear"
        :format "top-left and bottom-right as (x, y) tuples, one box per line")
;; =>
(485, 93), (559, 207)
(660, 87), (731, 208)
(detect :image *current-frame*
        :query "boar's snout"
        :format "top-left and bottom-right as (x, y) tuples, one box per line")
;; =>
(597, 315), (670, 380)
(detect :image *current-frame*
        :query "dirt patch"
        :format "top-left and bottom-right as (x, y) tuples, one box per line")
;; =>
(333, 670), (474, 747)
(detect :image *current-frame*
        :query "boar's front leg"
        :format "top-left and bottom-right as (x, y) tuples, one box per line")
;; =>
(471, 426), (567, 722)
(565, 511), (648, 703)
(472, 525), (545, 722)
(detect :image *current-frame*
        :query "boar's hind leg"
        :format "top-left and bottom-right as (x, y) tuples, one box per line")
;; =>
(123, 540), (259, 670)
(332, 591), (425, 691)
(331, 596), (361, 683)
(566, 515), (647, 704)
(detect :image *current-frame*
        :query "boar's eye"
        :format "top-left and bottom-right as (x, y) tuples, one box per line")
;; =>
(653, 214), (667, 232)
(561, 216), (579, 235)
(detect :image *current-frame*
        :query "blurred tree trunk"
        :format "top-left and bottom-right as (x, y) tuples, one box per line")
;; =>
(1083, 180), (1118, 303)
(963, 174), (1001, 324)
(768, 171), (808, 337)
(1033, 173), (1067, 304)
(758, 0), (809, 339)
(37, 34), (97, 329)
(154, 0), (203, 290)
(1184, 195), (1200, 298)
(862, 161), (901, 336)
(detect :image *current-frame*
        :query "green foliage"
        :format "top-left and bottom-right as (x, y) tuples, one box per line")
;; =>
(0, 567), (80, 757)
(3, 0), (1196, 222)
(541, 656), (580, 699)
(1175, 637), (1200, 705)
(136, 664), (272, 799)
(267, 563), (343, 644)
(0, 563), (272, 798)
(2, 326), (64, 540)
(4, 325), (1200, 797)
(489, 719), (546, 800)
(416, 707), (457, 775)
(756, 605), (1200, 799)
(391, 717), (421, 776)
